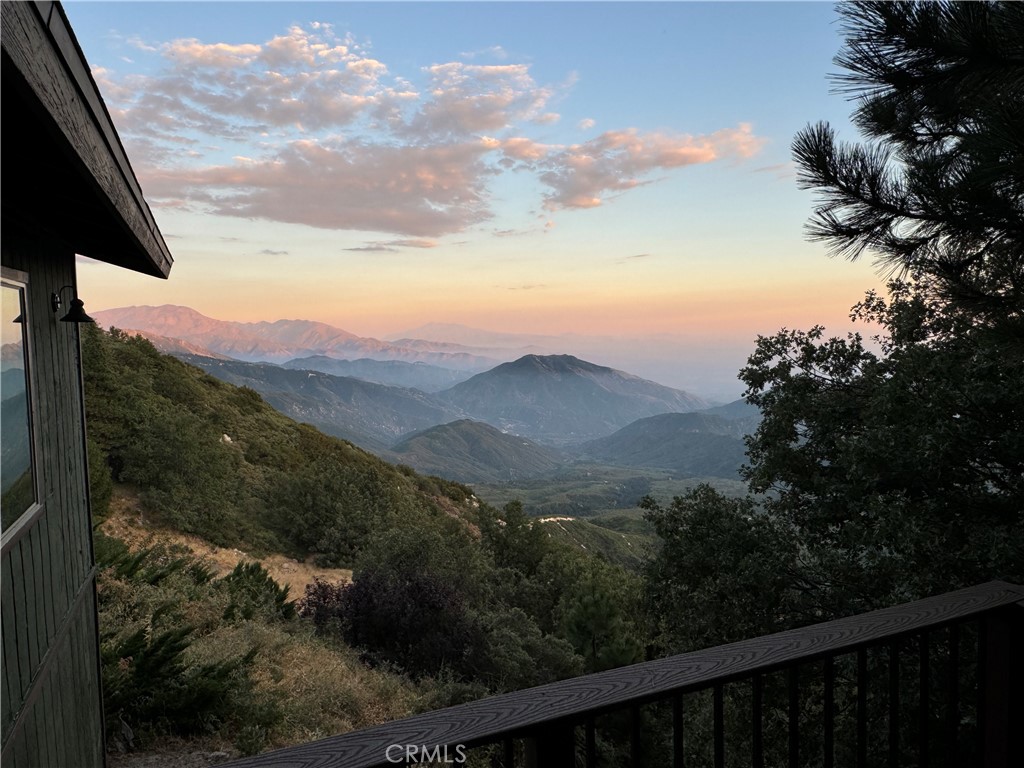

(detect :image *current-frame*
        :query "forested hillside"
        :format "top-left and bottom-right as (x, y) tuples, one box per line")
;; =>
(81, 326), (643, 760)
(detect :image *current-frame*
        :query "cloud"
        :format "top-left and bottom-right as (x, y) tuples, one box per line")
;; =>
(259, 248), (289, 255)
(535, 124), (766, 210)
(618, 253), (652, 263)
(752, 162), (795, 180)
(97, 22), (766, 239)
(578, 118), (596, 131)
(460, 45), (508, 61)
(400, 62), (557, 138)
(144, 137), (496, 237)
(500, 283), (546, 291)
(344, 244), (399, 253)
(344, 238), (438, 252)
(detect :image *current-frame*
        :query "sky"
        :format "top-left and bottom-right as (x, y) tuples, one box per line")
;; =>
(65, 1), (887, 399)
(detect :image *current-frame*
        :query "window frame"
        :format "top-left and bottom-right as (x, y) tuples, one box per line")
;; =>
(1, 266), (45, 554)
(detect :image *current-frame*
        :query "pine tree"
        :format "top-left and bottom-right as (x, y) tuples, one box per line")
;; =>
(792, 1), (1024, 330)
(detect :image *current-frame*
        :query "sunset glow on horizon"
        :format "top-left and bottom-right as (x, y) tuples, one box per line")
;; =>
(66, 2), (888, 398)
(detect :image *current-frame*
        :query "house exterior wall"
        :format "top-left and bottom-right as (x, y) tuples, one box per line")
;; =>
(1, 232), (105, 767)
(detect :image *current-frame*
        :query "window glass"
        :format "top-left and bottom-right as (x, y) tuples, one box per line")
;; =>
(1, 280), (37, 531)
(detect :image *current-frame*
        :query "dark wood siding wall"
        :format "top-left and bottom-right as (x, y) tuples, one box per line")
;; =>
(1, 232), (105, 767)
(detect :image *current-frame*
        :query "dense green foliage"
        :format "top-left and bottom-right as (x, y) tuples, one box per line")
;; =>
(83, 325), (647, 756)
(95, 533), (280, 754)
(83, 325), (474, 565)
(644, 0), (1023, 650)
(300, 500), (645, 696)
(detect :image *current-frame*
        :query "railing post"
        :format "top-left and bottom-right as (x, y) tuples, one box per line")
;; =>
(524, 720), (575, 768)
(981, 602), (1024, 768)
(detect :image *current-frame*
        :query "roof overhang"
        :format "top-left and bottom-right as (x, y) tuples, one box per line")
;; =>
(1, 1), (173, 279)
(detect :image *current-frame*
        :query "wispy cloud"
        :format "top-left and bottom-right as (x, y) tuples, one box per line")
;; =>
(96, 22), (766, 239)
(537, 125), (766, 210)
(259, 248), (289, 255)
(617, 253), (652, 264)
(344, 238), (439, 252)
(460, 45), (508, 61)
(752, 162), (794, 180)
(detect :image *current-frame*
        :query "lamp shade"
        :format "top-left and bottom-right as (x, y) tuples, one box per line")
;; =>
(59, 298), (95, 324)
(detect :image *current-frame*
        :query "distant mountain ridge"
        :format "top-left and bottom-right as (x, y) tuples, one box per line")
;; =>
(439, 354), (708, 445)
(92, 305), (497, 370)
(283, 355), (473, 393)
(180, 355), (464, 450)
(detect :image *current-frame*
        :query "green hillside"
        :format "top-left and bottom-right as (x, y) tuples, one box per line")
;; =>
(84, 326), (474, 566)
(578, 412), (749, 478)
(387, 419), (564, 484)
(537, 516), (654, 571)
(81, 326), (645, 759)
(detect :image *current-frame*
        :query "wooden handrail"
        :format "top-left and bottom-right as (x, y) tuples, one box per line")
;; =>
(226, 580), (1024, 768)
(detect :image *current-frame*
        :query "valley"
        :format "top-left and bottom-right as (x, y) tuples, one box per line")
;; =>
(91, 304), (760, 515)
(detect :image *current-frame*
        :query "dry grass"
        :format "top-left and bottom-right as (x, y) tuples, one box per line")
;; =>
(101, 488), (352, 595)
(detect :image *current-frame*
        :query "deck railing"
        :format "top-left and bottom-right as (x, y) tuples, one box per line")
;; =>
(226, 580), (1023, 768)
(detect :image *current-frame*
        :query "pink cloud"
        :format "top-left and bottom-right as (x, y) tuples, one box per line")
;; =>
(143, 138), (496, 237)
(96, 22), (766, 239)
(536, 124), (766, 210)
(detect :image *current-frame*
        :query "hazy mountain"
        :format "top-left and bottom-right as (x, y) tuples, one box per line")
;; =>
(386, 419), (564, 484)
(114, 328), (232, 359)
(578, 412), (748, 478)
(388, 323), (559, 350)
(180, 355), (464, 451)
(701, 398), (761, 430)
(439, 354), (708, 445)
(282, 355), (473, 393)
(92, 305), (497, 370)
(1, 369), (26, 401)
(1, 342), (24, 369)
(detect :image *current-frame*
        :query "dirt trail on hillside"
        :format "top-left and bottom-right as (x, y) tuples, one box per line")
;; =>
(100, 490), (352, 594)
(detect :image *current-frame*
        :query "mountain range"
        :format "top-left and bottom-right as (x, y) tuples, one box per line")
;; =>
(281, 355), (472, 393)
(439, 354), (708, 445)
(179, 355), (465, 451)
(92, 305), (497, 371)
(91, 304), (756, 485)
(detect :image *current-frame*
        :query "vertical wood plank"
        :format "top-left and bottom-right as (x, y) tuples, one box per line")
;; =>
(713, 684), (724, 768)
(889, 641), (900, 767)
(630, 705), (642, 767)
(824, 657), (835, 768)
(947, 624), (960, 767)
(857, 647), (868, 768)
(788, 666), (799, 768)
(981, 605), (1024, 768)
(672, 693), (684, 768)
(2, 554), (22, 740)
(752, 674), (764, 768)
(919, 632), (930, 768)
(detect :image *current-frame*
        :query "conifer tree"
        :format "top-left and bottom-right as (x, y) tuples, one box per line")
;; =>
(792, 1), (1024, 330)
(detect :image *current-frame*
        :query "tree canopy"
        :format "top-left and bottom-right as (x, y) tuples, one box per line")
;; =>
(646, 1), (1024, 649)
(793, 1), (1024, 328)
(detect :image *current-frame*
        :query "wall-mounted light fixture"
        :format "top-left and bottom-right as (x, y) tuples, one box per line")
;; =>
(51, 286), (95, 324)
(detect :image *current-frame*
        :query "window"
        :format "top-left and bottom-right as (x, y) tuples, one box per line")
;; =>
(1, 269), (40, 541)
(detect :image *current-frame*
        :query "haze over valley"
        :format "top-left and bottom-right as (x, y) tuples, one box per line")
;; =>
(92, 304), (758, 507)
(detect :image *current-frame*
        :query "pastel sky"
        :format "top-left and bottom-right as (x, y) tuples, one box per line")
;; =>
(65, 1), (886, 397)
